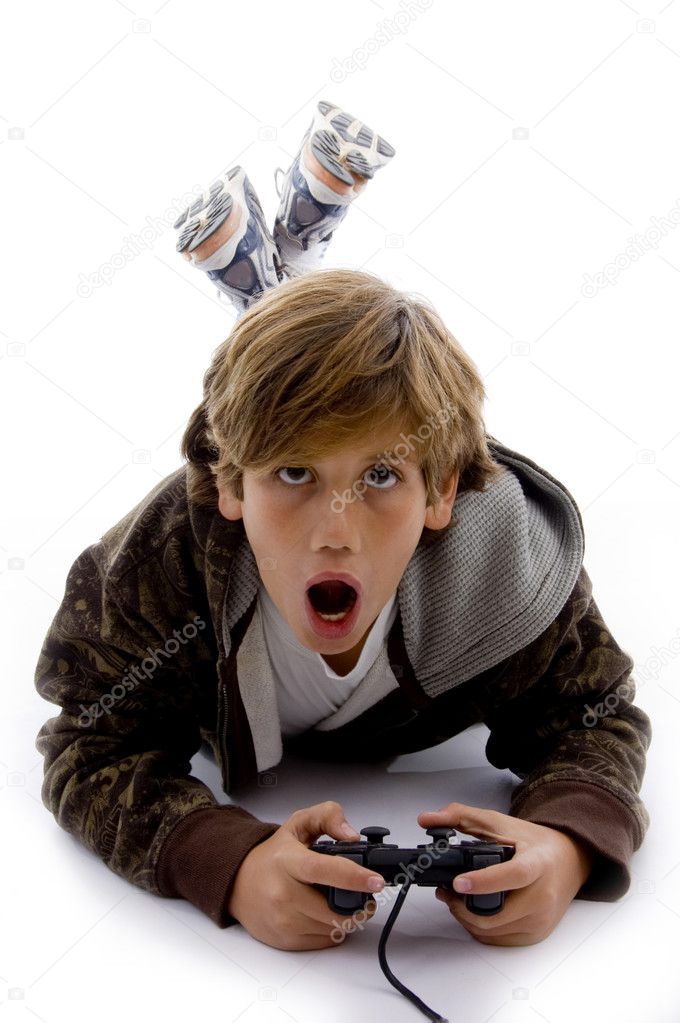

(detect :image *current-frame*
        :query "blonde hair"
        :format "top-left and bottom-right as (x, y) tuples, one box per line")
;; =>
(181, 268), (504, 545)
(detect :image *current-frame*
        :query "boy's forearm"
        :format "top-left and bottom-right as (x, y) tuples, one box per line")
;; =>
(557, 831), (597, 887)
(571, 833), (597, 871)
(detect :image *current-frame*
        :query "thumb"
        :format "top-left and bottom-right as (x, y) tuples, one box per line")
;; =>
(418, 802), (509, 842)
(285, 800), (362, 847)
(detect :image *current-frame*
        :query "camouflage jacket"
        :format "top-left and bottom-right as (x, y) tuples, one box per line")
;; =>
(34, 436), (652, 928)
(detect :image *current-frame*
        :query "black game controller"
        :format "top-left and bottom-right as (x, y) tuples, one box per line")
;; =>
(311, 825), (514, 917)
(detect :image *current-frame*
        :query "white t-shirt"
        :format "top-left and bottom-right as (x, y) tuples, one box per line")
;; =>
(257, 583), (399, 736)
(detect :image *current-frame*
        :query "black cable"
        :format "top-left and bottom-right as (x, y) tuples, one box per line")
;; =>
(376, 876), (448, 1023)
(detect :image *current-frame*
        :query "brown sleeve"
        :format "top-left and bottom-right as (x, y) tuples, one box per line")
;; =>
(510, 781), (639, 900)
(155, 806), (280, 927)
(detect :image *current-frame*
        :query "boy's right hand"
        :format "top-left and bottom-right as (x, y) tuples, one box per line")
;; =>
(226, 800), (385, 950)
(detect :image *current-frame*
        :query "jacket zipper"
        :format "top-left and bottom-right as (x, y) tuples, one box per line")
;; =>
(217, 677), (231, 793)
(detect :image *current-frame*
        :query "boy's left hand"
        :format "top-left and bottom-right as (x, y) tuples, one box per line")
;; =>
(417, 803), (597, 946)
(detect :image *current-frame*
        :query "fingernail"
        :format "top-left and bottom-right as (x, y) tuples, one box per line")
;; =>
(367, 876), (384, 892)
(454, 876), (472, 892)
(341, 822), (359, 839)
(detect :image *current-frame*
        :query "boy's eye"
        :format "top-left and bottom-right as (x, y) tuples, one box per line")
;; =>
(274, 464), (401, 489)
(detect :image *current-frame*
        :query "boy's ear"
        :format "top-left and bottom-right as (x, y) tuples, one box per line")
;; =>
(217, 485), (243, 521)
(423, 468), (459, 531)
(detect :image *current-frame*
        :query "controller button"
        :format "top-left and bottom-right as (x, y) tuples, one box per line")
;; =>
(361, 826), (391, 843)
(469, 891), (503, 911)
(471, 853), (501, 869)
(425, 827), (456, 844)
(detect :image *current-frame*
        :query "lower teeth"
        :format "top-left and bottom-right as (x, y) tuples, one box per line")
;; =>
(317, 609), (349, 621)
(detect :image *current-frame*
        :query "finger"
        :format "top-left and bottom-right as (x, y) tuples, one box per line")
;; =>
(472, 932), (544, 946)
(417, 804), (515, 843)
(326, 899), (379, 942)
(447, 849), (541, 896)
(285, 930), (346, 950)
(288, 841), (385, 898)
(460, 911), (534, 938)
(301, 892), (378, 939)
(436, 884), (519, 918)
(441, 893), (541, 942)
(327, 899), (378, 935)
(284, 800), (362, 846)
(302, 885), (379, 925)
(453, 912), (540, 946)
(436, 885), (522, 927)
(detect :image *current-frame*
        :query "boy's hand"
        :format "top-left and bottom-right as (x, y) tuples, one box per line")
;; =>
(226, 800), (384, 951)
(417, 803), (596, 947)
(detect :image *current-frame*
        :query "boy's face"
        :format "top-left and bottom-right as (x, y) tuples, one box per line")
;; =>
(217, 418), (459, 675)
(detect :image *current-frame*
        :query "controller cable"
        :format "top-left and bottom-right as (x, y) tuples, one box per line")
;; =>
(376, 874), (448, 1023)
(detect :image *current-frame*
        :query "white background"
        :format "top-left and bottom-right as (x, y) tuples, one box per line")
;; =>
(2, 1), (679, 1021)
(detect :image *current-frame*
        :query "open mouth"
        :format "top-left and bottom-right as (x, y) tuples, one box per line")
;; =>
(306, 580), (358, 622)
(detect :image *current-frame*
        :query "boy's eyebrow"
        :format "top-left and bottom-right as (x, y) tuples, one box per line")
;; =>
(352, 449), (412, 463)
(293, 448), (416, 466)
(360, 451), (417, 470)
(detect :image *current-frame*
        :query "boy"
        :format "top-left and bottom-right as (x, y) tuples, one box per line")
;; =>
(34, 100), (651, 953)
